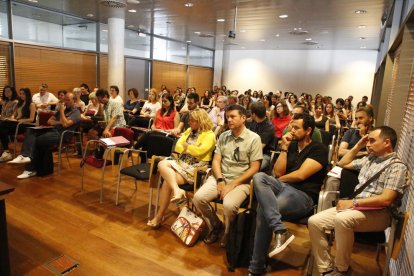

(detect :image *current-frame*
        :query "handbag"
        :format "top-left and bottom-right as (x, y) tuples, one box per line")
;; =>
(171, 206), (205, 246)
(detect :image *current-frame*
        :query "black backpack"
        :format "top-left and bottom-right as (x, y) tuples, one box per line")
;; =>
(226, 208), (256, 272)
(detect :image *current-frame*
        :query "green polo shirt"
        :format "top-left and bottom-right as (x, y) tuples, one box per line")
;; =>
(216, 127), (263, 182)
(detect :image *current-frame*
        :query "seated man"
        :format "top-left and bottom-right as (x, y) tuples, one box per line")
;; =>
(325, 105), (375, 191)
(283, 104), (322, 143)
(90, 88), (126, 139)
(308, 126), (408, 276)
(208, 95), (227, 129)
(193, 104), (262, 247)
(9, 92), (81, 178)
(32, 83), (58, 112)
(248, 113), (328, 276)
(170, 92), (200, 135)
(249, 102), (275, 171)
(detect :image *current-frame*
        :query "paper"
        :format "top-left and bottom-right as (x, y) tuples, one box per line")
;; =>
(327, 166), (343, 178)
(100, 136), (130, 147)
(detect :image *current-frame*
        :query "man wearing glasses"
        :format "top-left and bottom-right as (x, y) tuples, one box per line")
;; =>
(193, 104), (263, 248)
(248, 113), (328, 276)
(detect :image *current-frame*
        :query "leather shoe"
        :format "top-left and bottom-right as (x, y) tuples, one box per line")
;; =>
(203, 222), (223, 244)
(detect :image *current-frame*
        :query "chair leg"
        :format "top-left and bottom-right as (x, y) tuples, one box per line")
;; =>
(148, 188), (153, 219)
(115, 171), (122, 206)
(99, 148), (110, 203)
(81, 163), (85, 191)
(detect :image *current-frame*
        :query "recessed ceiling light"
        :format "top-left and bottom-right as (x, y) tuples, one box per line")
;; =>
(28, 0), (38, 3)
(128, 9), (137, 13)
(279, 14), (288, 19)
(86, 13), (94, 17)
(184, 3), (194, 7)
(127, 0), (140, 3)
(217, 18), (225, 22)
(360, 46), (367, 49)
(359, 37), (366, 40)
(186, 40), (191, 43)
(305, 38), (312, 41)
(102, 29), (108, 32)
(357, 25), (367, 29)
(194, 31), (201, 35)
(128, 25), (135, 28)
(240, 30), (246, 33)
(355, 10), (367, 14)
(275, 34), (280, 37)
(241, 46), (245, 49)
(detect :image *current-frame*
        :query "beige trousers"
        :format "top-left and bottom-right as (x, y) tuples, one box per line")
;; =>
(192, 176), (250, 234)
(308, 207), (391, 273)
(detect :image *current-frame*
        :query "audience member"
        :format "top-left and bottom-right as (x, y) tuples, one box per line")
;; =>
(147, 109), (216, 228)
(208, 96), (227, 129)
(308, 126), (408, 276)
(32, 83), (58, 111)
(171, 92), (199, 135)
(0, 85), (18, 119)
(248, 113), (328, 275)
(109, 85), (123, 105)
(314, 104), (329, 131)
(193, 104), (262, 247)
(271, 100), (291, 140)
(73, 87), (86, 113)
(8, 92), (81, 178)
(79, 83), (90, 105)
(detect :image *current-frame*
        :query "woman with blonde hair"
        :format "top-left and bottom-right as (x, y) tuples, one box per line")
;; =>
(147, 109), (216, 228)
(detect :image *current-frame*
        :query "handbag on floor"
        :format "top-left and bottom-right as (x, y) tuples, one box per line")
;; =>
(171, 206), (205, 246)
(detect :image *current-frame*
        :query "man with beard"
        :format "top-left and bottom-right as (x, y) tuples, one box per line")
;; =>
(248, 113), (328, 276)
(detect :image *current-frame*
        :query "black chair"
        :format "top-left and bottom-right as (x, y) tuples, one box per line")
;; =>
(116, 133), (175, 217)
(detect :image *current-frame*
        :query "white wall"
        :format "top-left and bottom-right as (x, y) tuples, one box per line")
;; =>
(216, 49), (378, 102)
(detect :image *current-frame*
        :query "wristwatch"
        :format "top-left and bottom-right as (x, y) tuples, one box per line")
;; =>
(217, 177), (226, 183)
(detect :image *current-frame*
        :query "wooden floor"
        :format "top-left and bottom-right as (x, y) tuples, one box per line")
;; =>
(1, 152), (386, 276)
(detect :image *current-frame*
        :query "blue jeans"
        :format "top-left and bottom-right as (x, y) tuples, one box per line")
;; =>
(248, 172), (314, 274)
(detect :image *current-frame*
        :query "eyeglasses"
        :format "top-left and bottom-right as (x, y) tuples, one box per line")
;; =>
(233, 146), (240, 162)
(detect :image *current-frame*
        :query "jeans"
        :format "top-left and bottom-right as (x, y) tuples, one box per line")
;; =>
(248, 172), (314, 274)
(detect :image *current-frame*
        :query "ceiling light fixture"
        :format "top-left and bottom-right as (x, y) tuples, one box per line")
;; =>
(102, 29), (108, 32)
(275, 34), (280, 37)
(128, 9), (137, 13)
(186, 40), (191, 43)
(86, 14), (94, 17)
(127, 0), (140, 3)
(240, 30), (246, 33)
(355, 10), (367, 14)
(217, 18), (225, 22)
(357, 25), (366, 29)
(260, 39), (266, 42)
(128, 24), (135, 28)
(279, 14), (288, 19)
(305, 38), (312, 41)
(184, 3), (194, 7)
(28, 0), (38, 2)
(360, 46), (367, 49)
(194, 31), (201, 35)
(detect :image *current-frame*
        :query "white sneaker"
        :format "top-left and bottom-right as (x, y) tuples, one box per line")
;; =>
(17, 170), (37, 179)
(8, 155), (31, 164)
(0, 151), (13, 162)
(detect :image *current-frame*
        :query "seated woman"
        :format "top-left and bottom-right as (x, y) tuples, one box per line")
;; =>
(124, 88), (141, 122)
(128, 88), (160, 128)
(324, 102), (340, 132)
(147, 109), (216, 228)
(54, 90), (67, 112)
(82, 92), (100, 118)
(73, 87), (86, 113)
(0, 88), (36, 162)
(271, 100), (291, 140)
(0, 85), (18, 119)
(133, 94), (179, 151)
(313, 104), (329, 131)
(200, 90), (213, 109)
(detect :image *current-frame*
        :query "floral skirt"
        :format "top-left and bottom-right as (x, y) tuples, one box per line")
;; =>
(167, 154), (208, 184)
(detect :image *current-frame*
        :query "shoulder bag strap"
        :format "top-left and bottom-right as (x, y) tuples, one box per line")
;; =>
(350, 160), (405, 199)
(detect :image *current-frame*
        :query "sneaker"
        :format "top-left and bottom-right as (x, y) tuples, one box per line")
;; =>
(323, 267), (352, 276)
(268, 230), (295, 257)
(0, 151), (13, 162)
(8, 155), (31, 164)
(17, 170), (37, 179)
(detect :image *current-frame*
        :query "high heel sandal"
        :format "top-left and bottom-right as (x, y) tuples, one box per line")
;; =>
(147, 218), (162, 229)
(170, 190), (187, 205)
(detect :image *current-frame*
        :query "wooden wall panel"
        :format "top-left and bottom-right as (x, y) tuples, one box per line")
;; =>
(99, 54), (108, 90)
(14, 44), (97, 96)
(152, 61), (186, 93)
(188, 66), (213, 97)
(0, 42), (11, 96)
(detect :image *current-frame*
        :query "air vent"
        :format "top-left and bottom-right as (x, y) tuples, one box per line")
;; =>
(303, 41), (318, 45)
(100, 0), (127, 8)
(289, 29), (309, 35)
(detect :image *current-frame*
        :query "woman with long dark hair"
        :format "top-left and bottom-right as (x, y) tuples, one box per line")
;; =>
(0, 85), (18, 119)
(0, 88), (36, 162)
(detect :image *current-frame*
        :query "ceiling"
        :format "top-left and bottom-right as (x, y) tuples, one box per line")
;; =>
(10, 0), (394, 51)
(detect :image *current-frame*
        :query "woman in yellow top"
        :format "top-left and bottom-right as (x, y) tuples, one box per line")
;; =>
(147, 109), (216, 228)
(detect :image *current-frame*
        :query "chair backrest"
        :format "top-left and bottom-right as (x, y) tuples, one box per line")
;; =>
(146, 133), (175, 158)
(114, 127), (135, 144)
(39, 111), (54, 126)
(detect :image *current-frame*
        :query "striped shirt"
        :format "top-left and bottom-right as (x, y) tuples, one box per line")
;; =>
(351, 153), (409, 199)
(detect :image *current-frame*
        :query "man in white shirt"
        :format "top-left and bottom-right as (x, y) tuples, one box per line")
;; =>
(32, 83), (58, 111)
(109, 85), (124, 105)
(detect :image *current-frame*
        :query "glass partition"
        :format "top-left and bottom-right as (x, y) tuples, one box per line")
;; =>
(153, 37), (187, 64)
(0, 0), (8, 39)
(189, 45), (213, 67)
(125, 29), (150, 59)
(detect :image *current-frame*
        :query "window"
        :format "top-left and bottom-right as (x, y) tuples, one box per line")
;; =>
(189, 45), (213, 67)
(153, 37), (187, 64)
(0, 0), (8, 39)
